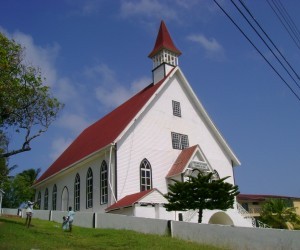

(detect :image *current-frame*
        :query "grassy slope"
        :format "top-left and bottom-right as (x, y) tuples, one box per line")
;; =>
(0, 216), (226, 250)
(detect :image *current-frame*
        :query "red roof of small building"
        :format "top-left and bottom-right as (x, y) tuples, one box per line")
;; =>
(106, 189), (156, 212)
(166, 145), (198, 178)
(148, 20), (181, 58)
(237, 194), (299, 201)
(36, 74), (172, 184)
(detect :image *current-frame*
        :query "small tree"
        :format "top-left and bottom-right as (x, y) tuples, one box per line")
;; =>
(260, 198), (300, 229)
(164, 172), (239, 223)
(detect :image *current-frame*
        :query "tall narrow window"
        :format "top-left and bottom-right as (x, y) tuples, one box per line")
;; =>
(171, 132), (189, 150)
(44, 188), (49, 210)
(86, 168), (93, 208)
(140, 159), (152, 191)
(74, 174), (80, 211)
(172, 100), (181, 117)
(37, 191), (41, 209)
(52, 184), (57, 210)
(100, 161), (108, 204)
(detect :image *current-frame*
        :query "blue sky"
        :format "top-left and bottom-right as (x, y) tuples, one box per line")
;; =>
(1, 0), (300, 197)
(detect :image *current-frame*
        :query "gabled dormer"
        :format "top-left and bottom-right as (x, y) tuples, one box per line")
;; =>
(148, 20), (181, 84)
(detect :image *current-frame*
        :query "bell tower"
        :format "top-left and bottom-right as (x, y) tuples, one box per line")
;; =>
(148, 21), (181, 84)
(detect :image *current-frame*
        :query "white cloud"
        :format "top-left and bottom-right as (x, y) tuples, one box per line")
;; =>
(66, 0), (104, 16)
(187, 34), (225, 61)
(55, 77), (78, 102)
(120, 0), (178, 21)
(0, 28), (60, 87)
(85, 63), (117, 85)
(50, 137), (73, 160)
(95, 85), (133, 108)
(85, 63), (150, 109)
(56, 113), (90, 135)
(131, 76), (152, 92)
(174, 0), (202, 9)
(187, 34), (222, 52)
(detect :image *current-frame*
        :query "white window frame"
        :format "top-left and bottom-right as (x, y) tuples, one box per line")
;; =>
(37, 191), (41, 209)
(140, 159), (152, 191)
(100, 161), (108, 204)
(74, 174), (80, 211)
(86, 168), (93, 208)
(172, 100), (181, 117)
(44, 188), (48, 210)
(171, 132), (189, 149)
(52, 184), (57, 210)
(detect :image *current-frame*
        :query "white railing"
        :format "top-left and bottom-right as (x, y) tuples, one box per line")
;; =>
(184, 209), (198, 222)
(236, 202), (256, 227)
(236, 202), (270, 228)
(248, 207), (262, 214)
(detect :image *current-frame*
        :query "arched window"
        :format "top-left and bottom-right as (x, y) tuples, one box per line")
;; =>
(74, 174), (80, 211)
(140, 159), (152, 191)
(100, 161), (108, 204)
(37, 191), (41, 209)
(44, 188), (49, 210)
(52, 185), (57, 210)
(86, 168), (93, 208)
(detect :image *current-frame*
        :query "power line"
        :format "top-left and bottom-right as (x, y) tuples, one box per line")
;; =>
(238, 0), (300, 82)
(232, 0), (300, 90)
(276, 0), (300, 40)
(213, 0), (300, 102)
(266, 0), (300, 51)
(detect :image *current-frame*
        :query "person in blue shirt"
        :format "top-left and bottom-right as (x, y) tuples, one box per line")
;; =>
(62, 216), (69, 230)
(67, 206), (75, 232)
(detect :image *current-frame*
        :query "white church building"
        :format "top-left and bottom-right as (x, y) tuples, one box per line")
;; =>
(33, 21), (252, 227)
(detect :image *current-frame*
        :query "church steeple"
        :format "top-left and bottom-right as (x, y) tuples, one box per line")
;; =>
(149, 21), (181, 83)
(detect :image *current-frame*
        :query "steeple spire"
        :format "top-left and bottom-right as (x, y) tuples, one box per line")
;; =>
(149, 21), (181, 84)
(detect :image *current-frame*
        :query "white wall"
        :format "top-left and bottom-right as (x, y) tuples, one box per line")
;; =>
(171, 221), (300, 250)
(96, 213), (170, 235)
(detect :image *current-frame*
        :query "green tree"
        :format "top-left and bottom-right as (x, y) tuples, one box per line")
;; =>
(0, 32), (63, 158)
(164, 172), (239, 223)
(2, 168), (40, 208)
(260, 198), (300, 229)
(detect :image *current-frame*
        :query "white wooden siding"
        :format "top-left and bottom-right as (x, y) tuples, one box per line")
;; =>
(117, 72), (235, 201)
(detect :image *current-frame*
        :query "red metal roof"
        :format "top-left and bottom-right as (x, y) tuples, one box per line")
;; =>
(148, 20), (181, 58)
(36, 75), (172, 184)
(237, 194), (299, 201)
(106, 189), (156, 212)
(166, 145), (198, 178)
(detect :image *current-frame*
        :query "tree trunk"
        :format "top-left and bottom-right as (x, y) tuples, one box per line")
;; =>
(198, 208), (203, 223)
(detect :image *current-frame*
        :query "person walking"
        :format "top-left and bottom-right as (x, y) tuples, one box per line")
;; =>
(25, 201), (35, 228)
(67, 206), (75, 232)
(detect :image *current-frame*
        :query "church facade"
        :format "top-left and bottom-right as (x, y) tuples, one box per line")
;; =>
(33, 21), (252, 227)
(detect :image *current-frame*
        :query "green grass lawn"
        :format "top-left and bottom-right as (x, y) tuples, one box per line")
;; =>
(0, 215), (226, 250)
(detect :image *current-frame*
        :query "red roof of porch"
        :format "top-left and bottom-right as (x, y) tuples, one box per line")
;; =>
(106, 189), (156, 212)
(166, 145), (198, 178)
